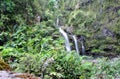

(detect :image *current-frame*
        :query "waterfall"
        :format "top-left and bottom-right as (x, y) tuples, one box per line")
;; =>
(59, 27), (71, 52)
(72, 35), (79, 54)
(55, 0), (71, 52)
(81, 41), (85, 55)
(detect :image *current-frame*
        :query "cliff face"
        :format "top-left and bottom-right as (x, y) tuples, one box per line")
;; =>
(62, 0), (120, 54)
(83, 1), (120, 54)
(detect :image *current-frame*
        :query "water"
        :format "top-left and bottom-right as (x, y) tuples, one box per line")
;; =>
(59, 27), (71, 52)
(81, 41), (85, 55)
(56, 18), (59, 27)
(72, 35), (79, 54)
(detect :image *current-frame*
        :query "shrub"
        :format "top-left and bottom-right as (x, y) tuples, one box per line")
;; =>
(0, 59), (11, 70)
(16, 52), (95, 79)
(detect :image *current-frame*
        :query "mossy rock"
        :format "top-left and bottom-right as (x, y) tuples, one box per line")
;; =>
(0, 59), (11, 70)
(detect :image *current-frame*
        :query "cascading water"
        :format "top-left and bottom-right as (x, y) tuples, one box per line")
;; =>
(55, 0), (71, 52)
(59, 27), (71, 52)
(72, 35), (79, 54)
(81, 41), (85, 55)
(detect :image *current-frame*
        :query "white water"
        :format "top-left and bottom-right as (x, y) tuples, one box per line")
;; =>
(81, 41), (85, 55)
(72, 35), (79, 54)
(59, 27), (71, 52)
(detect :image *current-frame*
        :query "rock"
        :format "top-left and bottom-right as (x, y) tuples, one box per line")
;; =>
(0, 71), (42, 79)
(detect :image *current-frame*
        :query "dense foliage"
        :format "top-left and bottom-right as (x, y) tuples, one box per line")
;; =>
(0, 0), (120, 79)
